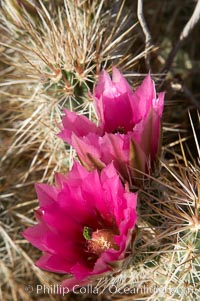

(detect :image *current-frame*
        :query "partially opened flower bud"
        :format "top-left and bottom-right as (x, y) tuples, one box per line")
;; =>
(59, 67), (164, 182)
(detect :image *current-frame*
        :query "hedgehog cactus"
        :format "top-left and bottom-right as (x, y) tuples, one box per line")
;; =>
(0, 0), (139, 178)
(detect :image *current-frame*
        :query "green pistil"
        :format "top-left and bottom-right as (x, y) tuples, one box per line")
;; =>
(83, 226), (92, 240)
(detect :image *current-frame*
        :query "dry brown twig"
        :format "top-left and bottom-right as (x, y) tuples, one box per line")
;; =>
(159, 0), (200, 108)
(137, 0), (153, 69)
(162, 0), (200, 74)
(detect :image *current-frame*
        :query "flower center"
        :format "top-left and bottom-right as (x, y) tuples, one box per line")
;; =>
(112, 126), (125, 134)
(83, 227), (118, 256)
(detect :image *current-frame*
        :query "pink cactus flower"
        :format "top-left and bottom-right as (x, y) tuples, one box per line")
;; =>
(22, 163), (137, 290)
(58, 67), (164, 182)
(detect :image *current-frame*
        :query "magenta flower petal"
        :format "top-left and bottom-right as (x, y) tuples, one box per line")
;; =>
(41, 205), (83, 239)
(65, 159), (92, 182)
(100, 162), (128, 224)
(100, 134), (146, 181)
(23, 163), (137, 289)
(36, 253), (73, 274)
(34, 183), (58, 207)
(115, 205), (137, 248)
(69, 131), (147, 182)
(94, 69), (112, 99)
(70, 263), (95, 281)
(23, 223), (81, 259)
(112, 66), (132, 93)
(130, 73), (156, 123)
(54, 172), (68, 189)
(99, 93), (134, 133)
(94, 69), (134, 133)
(99, 133), (130, 177)
(71, 133), (105, 170)
(131, 108), (162, 161)
(153, 91), (165, 117)
(58, 109), (100, 144)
